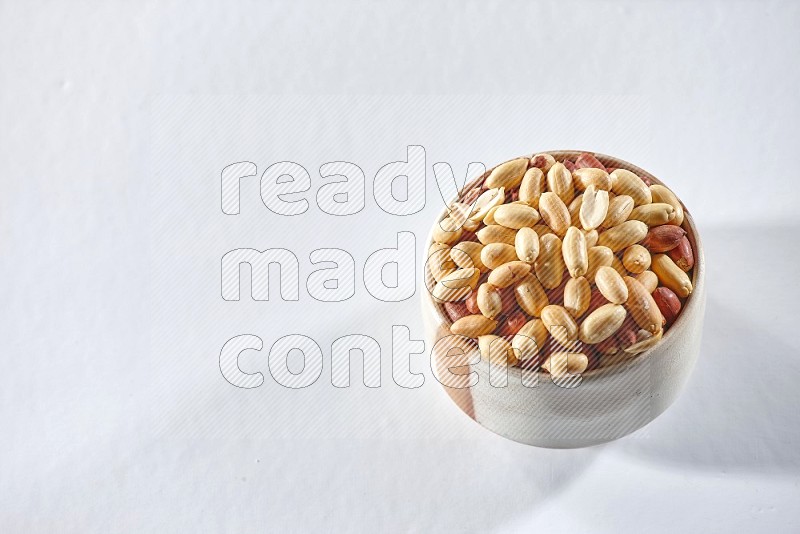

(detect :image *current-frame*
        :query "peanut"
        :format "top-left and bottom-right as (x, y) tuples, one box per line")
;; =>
(480, 243), (518, 269)
(530, 153), (556, 173)
(476, 282), (503, 319)
(514, 274), (550, 316)
(623, 276), (664, 334)
(538, 192), (571, 236)
(428, 243), (455, 281)
(636, 270), (659, 293)
(512, 319), (549, 362)
(450, 314), (497, 337)
(623, 328), (663, 355)
(469, 187), (505, 222)
(541, 304), (579, 347)
(564, 276), (591, 317)
(568, 194), (583, 227)
(573, 167), (611, 191)
(585, 245), (614, 283)
(547, 162), (575, 204)
(574, 153), (607, 172)
(563, 226), (588, 278)
(640, 224), (686, 253)
(597, 220), (648, 252)
(652, 286), (681, 327)
(543, 352), (589, 376)
(487, 261), (531, 288)
(667, 236), (694, 272)
(579, 303), (627, 344)
(629, 203), (676, 226)
(494, 204), (541, 229)
(651, 254), (693, 297)
(476, 224), (517, 246)
(584, 229), (598, 248)
(485, 158), (529, 189)
(622, 244), (651, 274)
(432, 216), (463, 245)
(595, 266), (629, 304)
(650, 184), (684, 226)
(451, 241), (486, 272)
(515, 227), (540, 263)
(579, 184), (610, 230)
(610, 169), (652, 206)
(478, 334), (518, 366)
(534, 233), (565, 289)
(602, 194), (634, 228)
(519, 167), (546, 207)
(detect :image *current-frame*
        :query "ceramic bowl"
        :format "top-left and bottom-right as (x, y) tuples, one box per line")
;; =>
(421, 151), (706, 448)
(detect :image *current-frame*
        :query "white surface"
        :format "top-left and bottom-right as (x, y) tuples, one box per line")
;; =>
(2, 1), (800, 532)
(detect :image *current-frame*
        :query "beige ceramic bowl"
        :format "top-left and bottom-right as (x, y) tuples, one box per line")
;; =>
(421, 151), (705, 448)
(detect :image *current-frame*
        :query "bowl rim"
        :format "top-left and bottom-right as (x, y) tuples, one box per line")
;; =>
(423, 150), (705, 380)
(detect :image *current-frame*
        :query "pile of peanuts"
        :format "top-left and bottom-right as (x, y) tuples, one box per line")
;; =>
(427, 152), (695, 376)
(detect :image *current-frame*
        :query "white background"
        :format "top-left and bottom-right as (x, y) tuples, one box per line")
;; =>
(2, 1), (800, 532)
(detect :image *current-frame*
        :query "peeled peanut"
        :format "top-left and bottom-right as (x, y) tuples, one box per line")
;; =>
(579, 184), (610, 231)
(623, 328), (663, 354)
(478, 335), (518, 366)
(494, 204), (541, 229)
(439, 267), (480, 290)
(485, 158), (528, 189)
(610, 169), (652, 206)
(585, 245), (614, 283)
(541, 305), (579, 347)
(469, 187), (505, 222)
(432, 216), (463, 245)
(482, 205), (500, 225)
(650, 184), (684, 226)
(622, 244), (651, 274)
(487, 261), (531, 288)
(451, 241), (486, 272)
(572, 167), (611, 191)
(519, 167), (546, 207)
(476, 224), (516, 246)
(477, 282), (503, 319)
(563, 226), (588, 278)
(514, 274), (549, 316)
(515, 227), (540, 262)
(564, 276), (591, 317)
(579, 303), (627, 344)
(543, 352), (589, 376)
(610, 254), (627, 277)
(512, 319), (549, 362)
(602, 194), (634, 228)
(432, 280), (472, 303)
(629, 203), (676, 226)
(595, 266), (629, 304)
(538, 192), (571, 236)
(652, 254), (693, 297)
(547, 162), (575, 204)
(450, 314), (497, 337)
(568, 194), (583, 227)
(428, 243), (455, 281)
(597, 220), (648, 252)
(534, 233), (565, 289)
(481, 243), (517, 269)
(623, 276), (664, 334)
(636, 270), (658, 293)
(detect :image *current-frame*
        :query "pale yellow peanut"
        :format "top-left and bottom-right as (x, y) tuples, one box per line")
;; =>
(623, 276), (664, 334)
(543, 352), (589, 376)
(476, 282), (503, 319)
(487, 261), (531, 288)
(431, 216), (463, 245)
(547, 162), (575, 204)
(564, 276), (591, 317)
(597, 220), (648, 252)
(568, 194), (583, 227)
(519, 167), (546, 208)
(439, 267), (480, 290)
(585, 245), (614, 283)
(515, 227), (540, 262)
(534, 233), (565, 289)
(580, 184), (610, 231)
(482, 205), (500, 225)
(461, 217), (479, 232)
(476, 224), (516, 246)
(623, 328), (663, 354)
(530, 153), (556, 173)
(651, 254), (693, 297)
(595, 266), (628, 304)
(584, 229), (599, 248)
(493, 204), (541, 229)
(610, 169), (652, 206)
(428, 243), (455, 281)
(431, 280), (472, 303)
(512, 319), (549, 362)
(541, 305), (579, 347)
(469, 187), (505, 222)
(563, 226), (588, 278)
(572, 167), (612, 191)
(636, 270), (658, 293)
(650, 184), (684, 226)
(485, 158), (528, 189)
(480, 243), (517, 269)
(602, 194), (634, 228)
(514, 274), (549, 316)
(450, 241), (486, 272)
(629, 203), (676, 226)
(478, 335), (518, 366)
(622, 244), (651, 274)
(538, 192), (571, 236)
(450, 314), (497, 337)
(579, 303), (627, 344)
